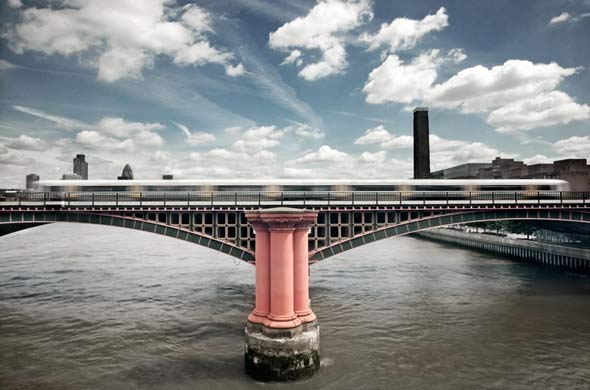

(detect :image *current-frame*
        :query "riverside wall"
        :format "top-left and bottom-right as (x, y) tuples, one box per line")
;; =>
(415, 228), (590, 274)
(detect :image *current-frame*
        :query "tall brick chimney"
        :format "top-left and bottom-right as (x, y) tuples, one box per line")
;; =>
(413, 107), (430, 179)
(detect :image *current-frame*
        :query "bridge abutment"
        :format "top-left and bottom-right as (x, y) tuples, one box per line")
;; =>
(244, 208), (319, 381)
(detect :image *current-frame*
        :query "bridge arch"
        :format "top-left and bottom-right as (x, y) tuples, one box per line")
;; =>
(309, 209), (590, 261)
(0, 211), (255, 263)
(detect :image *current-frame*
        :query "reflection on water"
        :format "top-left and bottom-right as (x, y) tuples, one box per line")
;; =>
(1, 223), (589, 389)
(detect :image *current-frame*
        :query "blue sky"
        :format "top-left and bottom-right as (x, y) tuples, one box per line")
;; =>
(0, 0), (589, 187)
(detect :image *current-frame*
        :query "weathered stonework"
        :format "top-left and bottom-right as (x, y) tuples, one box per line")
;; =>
(245, 321), (320, 381)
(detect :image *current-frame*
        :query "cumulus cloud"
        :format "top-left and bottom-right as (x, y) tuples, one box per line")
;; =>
(76, 131), (135, 152)
(425, 60), (578, 113)
(430, 142), (501, 171)
(232, 125), (286, 152)
(6, 135), (47, 151)
(353, 124), (501, 170)
(269, 0), (372, 81)
(364, 55), (588, 132)
(363, 50), (440, 104)
(4, 1), (243, 82)
(487, 91), (590, 133)
(171, 121), (215, 145)
(13, 105), (165, 148)
(354, 125), (413, 148)
(96, 117), (164, 138)
(553, 136), (590, 158)
(289, 123), (325, 140)
(295, 145), (351, 163)
(359, 7), (448, 52)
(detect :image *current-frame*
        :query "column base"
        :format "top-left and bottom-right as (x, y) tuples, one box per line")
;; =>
(245, 321), (320, 381)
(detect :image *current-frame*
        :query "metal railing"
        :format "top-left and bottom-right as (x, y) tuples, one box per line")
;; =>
(0, 191), (588, 207)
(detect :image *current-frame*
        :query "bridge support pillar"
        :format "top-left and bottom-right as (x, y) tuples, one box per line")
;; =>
(244, 208), (319, 381)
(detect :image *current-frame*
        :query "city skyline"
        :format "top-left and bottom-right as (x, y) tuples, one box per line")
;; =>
(1, 0), (589, 188)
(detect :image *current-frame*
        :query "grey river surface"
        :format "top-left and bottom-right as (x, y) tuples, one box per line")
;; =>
(1, 223), (589, 390)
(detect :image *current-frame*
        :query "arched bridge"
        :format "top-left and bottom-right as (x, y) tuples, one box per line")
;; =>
(1, 191), (588, 263)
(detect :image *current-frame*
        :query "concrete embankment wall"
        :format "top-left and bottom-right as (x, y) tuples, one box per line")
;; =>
(415, 229), (590, 274)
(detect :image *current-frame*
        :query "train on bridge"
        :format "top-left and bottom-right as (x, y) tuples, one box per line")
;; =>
(33, 178), (569, 193)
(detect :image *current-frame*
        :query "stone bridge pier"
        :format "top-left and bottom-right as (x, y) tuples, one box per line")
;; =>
(244, 208), (319, 381)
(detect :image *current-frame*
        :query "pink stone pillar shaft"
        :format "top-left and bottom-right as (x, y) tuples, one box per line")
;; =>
(267, 228), (300, 328)
(293, 227), (316, 322)
(247, 225), (270, 324)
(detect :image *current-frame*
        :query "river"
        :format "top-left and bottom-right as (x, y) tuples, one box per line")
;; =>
(1, 223), (589, 389)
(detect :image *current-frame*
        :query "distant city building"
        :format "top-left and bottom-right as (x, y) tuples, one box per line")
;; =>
(118, 164), (134, 180)
(73, 154), (88, 180)
(26, 173), (39, 190)
(62, 173), (82, 180)
(544, 159), (590, 192)
(478, 157), (527, 179)
(163, 174), (173, 180)
(433, 157), (590, 191)
(413, 107), (430, 179)
(430, 163), (492, 179)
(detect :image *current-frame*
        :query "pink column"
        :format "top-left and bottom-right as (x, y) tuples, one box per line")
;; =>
(293, 212), (317, 323)
(265, 225), (301, 329)
(246, 216), (270, 324)
(245, 209), (318, 330)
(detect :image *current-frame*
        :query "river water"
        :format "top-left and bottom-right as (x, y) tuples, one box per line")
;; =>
(1, 223), (589, 390)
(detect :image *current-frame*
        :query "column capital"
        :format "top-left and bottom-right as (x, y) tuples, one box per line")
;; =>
(246, 208), (318, 231)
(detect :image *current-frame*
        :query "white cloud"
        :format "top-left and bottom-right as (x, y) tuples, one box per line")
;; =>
(359, 7), (448, 52)
(354, 125), (413, 148)
(171, 121), (215, 145)
(425, 60), (578, 113)
(353, 124), (502, 171)
(224, 62), (245, 76)
(282, 50), (302, 65)
(523, 154), (553, 165)
(269, 0), (372, 81)
(0, 152), (35, 166)
(553, 136), (590, 158)
(429, 134), (467, 152)
(289, 123), (325, 140)
(364, 56), (588, 132)
(4, 1), (243, 82)
(549, 12), (571, 25)
(448, 48), (467, 64)
(430, 142), (501, 171)
(359, 150), (386, 164)
(487, 91), (590, 133)
(75, 130), (135, 152)
(134, 130), (164, 146)
(232, 125), (286, 152)
(96, 117), (164, 138)
(295, 145), (351, 163)
(363, 50), (440, 104)
(6, 135), (47, 151)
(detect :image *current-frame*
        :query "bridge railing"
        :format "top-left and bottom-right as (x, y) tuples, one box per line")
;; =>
(0, 191), (588, 207)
